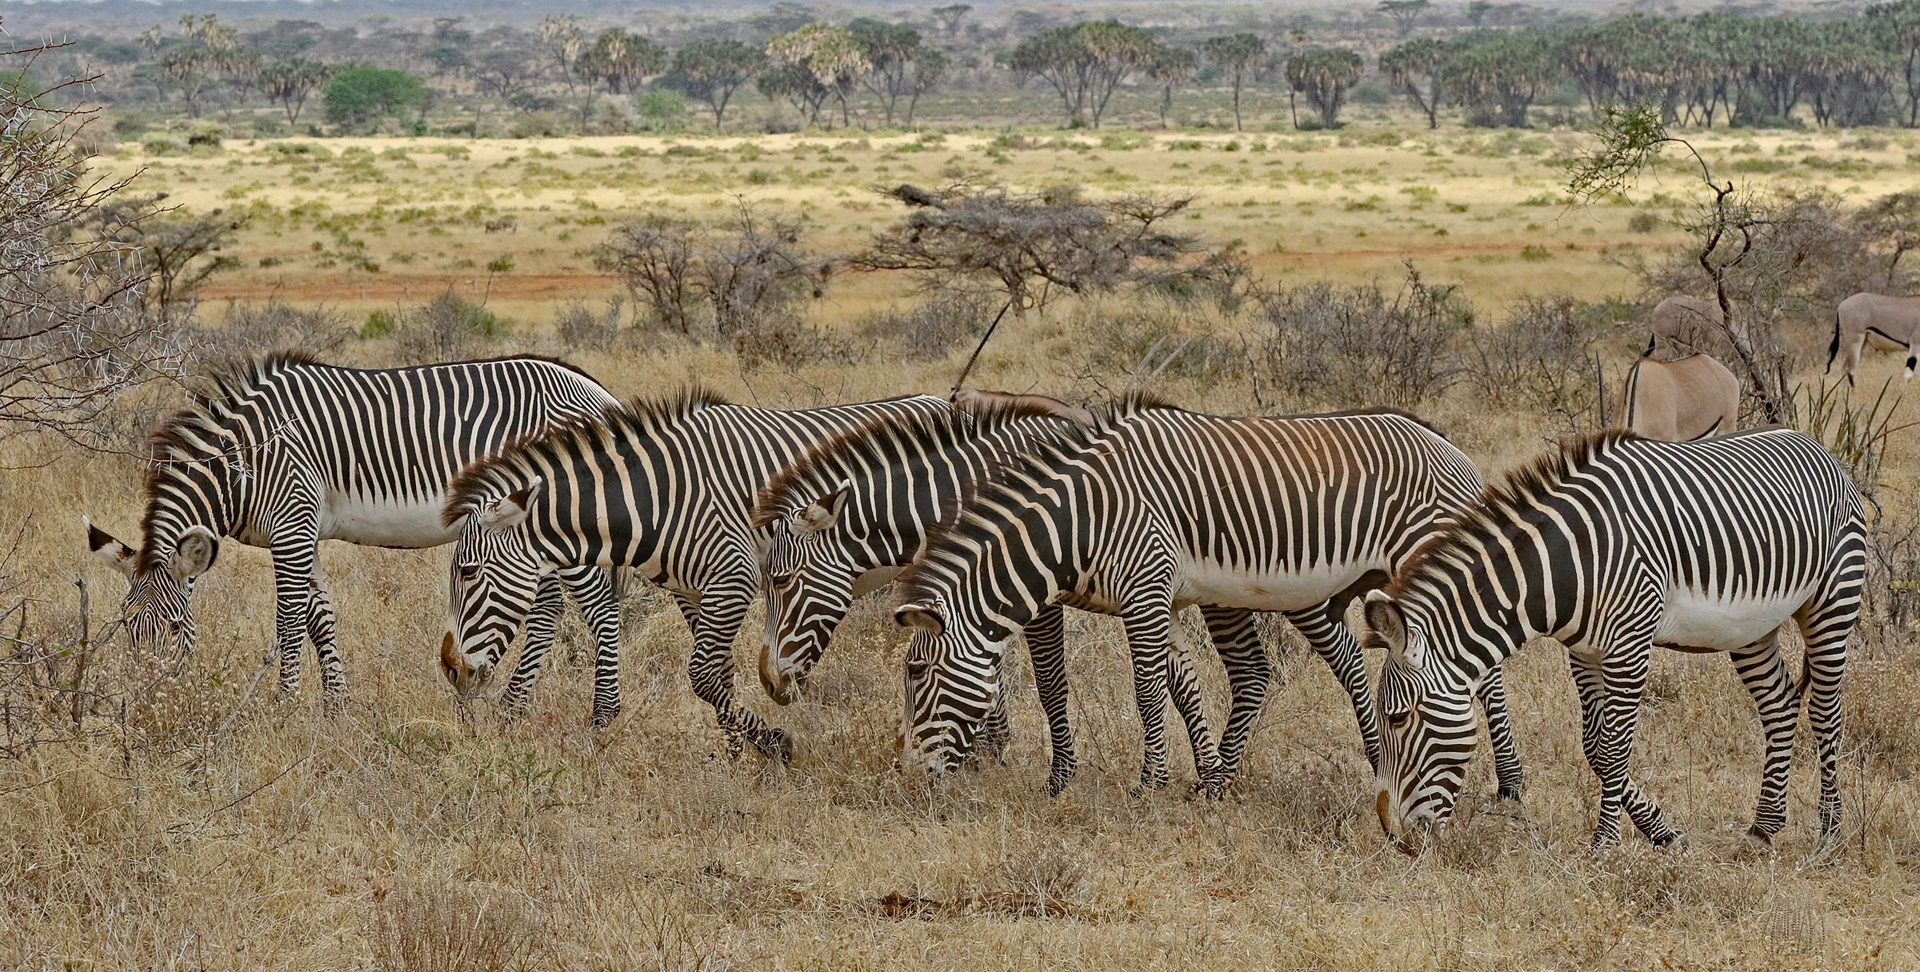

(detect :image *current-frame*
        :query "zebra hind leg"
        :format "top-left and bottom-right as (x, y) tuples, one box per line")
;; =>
(1120, 599), (1186, 796)
(1200, 605), (1267, 791)
(304, 569), (346, 710)
(1163, 627), (1228, 798)
(1799, 544), (1863, 849)
(1729, 632), (1796, 844)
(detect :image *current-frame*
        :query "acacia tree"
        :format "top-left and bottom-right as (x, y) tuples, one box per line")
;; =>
(1380, 38), (1450, 128)
(855, 182), (1234, 316)
(254, 57), (330, 125)
(1201, 33), (1266, 132)
(850, 19), (947, 126)
(1147, 45), (1197, 128)
(140, 14), (254, 118)
(669, 38), (764, 130)
(1378, 0), (1432, 37)
(931, 4), (972, 37)
(1008, 21), (1156, 128)
(1285, 49), (1364, 128)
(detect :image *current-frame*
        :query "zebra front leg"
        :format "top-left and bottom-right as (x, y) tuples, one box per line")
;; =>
(684, 582), (791, 764)
(1121, 599), (1189, 794)
(1570, 648), (1681, 849)
(1201, 606), (1268, 787)
(303, 566), (346, 708)
(499, 572), (565, 720)
(1476, 664), (1525, 803)
(1282, 604), (1381, 775)
(268, 531), (324, 700)
(1729, 633), (1796, 844)
(557, 566), (622, 728)
(1024, 604), (1078, 796)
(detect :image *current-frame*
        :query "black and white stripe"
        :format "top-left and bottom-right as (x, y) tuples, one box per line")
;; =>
(1364, 427), (1864, 851)
(85, 352), (624, 718)
(439, 389), (952, 759)
(890, 395), (1519, 795)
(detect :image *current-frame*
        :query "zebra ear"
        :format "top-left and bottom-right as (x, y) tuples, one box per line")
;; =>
(170, 526), (220, 582)
(1362, 590), (1408, 654)
(894, 601), (945, 635)
(479, 481), (542, 531)
(793, 480), (852, 535)
(85, 517), (139, 579)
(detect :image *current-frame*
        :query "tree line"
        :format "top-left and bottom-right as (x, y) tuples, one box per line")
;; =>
(49, 1), (1920, 135)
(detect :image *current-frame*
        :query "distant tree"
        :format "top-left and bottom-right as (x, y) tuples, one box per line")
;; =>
(1379, 0), (1433, 37)
(851, 20), (947, 126)
(540, 14), (587, 105)
(765, 23), (869, 129)
(1867, 0), (1920, 127)
(855, 182), (1237, 316)
(1202, 33), (1266, 131)
(254, 58), (331, 125)
(1445, 34), (1559, 127)
(1285, 49), (1364, 128)
(323, 67), (426, 130)
(931, 4), (973, 37)
(1380, 38), (1451, 128)
(1465, 1), (1493, 27)
(81, 193), (246, 323)
(141, 14), (254, 117)
(1855, 189), (1920, 285)
(1147, 45), (1197, 128)
(668, 38), (764, 131)
(582, 29), (665, 95)
(1008, 21), (1157, 128)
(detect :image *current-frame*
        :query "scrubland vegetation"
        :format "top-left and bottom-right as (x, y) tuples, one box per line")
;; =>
(6, 2), (1920, 969)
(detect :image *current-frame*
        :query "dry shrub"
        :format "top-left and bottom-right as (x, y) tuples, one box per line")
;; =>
(370, 881), (548, 972)
(859, 289), (994, 359)
(1251, 267), (1472, 409)
(392, 292), (510, 365)
(1846, 657), (1920, 778)
(553, 297), (623, 350)
(1465, 296), (1624, 435)
(595, 202), (828, 342)
(202, 300), (353, 357)
(119, 644), (232, 750)
(1062, 295), (1242, 393)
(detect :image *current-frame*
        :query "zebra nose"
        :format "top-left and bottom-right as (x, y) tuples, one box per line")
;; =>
(1377, 788), (1403, 839)
(439, 632), (463, 684)
(759, 644), (798, 706)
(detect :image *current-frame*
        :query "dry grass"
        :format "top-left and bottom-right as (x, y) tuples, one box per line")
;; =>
(5, 125), (1920, 969)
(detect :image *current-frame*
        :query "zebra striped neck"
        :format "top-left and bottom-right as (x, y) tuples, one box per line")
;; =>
(139, 392), (259, 572)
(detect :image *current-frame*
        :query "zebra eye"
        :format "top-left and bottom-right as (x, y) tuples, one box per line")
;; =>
(905, 658), (930, 680)
(769, 572), (794, 588)
(1387, 708), (1411, 728)
(457, 564), (480, 581)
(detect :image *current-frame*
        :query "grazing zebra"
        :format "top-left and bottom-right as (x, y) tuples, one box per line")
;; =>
(438, 389), (952, 760)
(84, 352), (626, 720)
(891, 395), (1525, 796)
(752, 397), (1247, 795)
(1363, 427), (1863, 852)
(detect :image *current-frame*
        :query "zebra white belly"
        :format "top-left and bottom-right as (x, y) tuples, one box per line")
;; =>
(1175, 560), (1369, 612)
(321, 494), (457, 548)
(1653, 587), (1811, 651)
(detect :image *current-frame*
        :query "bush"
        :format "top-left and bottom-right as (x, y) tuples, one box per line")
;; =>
(1464, 296), (1623, 434)
(1251, 268), (1472, 409)
(201, 300), (353, 357)
(325, 68), (427, 131)
(554, 298), (623, 349)
(858, 290), (995, 359)
(1627, 211), (1661, 233)
(636, 88), (689, 132)
(390, 292), (509, 364)
(595, 204), (828, 341)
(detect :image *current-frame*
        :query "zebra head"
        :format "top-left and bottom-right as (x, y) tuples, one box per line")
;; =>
(85, 517), (217, 655)
(757, 481), (855, 707)
(442, 483), (552, 699)
(893, 596), (1009, 777)
(1363, 590), (1476, 854)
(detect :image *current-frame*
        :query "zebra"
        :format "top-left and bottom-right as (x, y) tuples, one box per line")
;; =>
(890, 395), (1526, 796)
(438, 388), (953, 760)
(1362, 427), (1863, 852)
(752, 397), (1250, 795)
(84, 352), (627, 722)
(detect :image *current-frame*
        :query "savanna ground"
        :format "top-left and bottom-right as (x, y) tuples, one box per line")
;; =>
(6, 122), (1920, 969)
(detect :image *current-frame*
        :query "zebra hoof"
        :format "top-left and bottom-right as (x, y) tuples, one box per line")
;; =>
(1657, 831), (1692, 854)
(761, 730), (794, 766)
(588, 707), (619, 731)
(1744, 824), (1776, 848)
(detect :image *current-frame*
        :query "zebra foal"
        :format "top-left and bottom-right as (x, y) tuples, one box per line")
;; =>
(891, 396), (1525, 796)
(1364, 428), (1863, 852)
(84, 353), (626, 719)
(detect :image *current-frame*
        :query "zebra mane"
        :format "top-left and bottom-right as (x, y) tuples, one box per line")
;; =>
(441, 387), (729, 527)
(1387, 428), (1640, 598)
(896, 392), (1185, 602)
(747, 397), (1070, 530)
